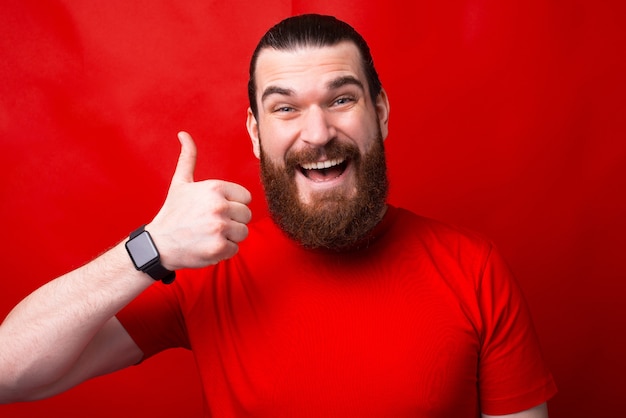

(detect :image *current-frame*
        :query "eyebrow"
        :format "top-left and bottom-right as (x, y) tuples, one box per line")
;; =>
(260, 75), (365, 103)
(261, 86), (294, 103)
(327, 75), (364, 92)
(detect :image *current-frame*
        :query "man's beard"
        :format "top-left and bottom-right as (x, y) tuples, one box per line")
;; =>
(259, 131), (388, 251)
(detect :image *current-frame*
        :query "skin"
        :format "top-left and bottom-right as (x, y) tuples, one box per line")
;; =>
(0, 42), (549, 417)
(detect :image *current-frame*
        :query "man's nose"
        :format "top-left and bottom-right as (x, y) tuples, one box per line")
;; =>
(299, 106), (336, 146)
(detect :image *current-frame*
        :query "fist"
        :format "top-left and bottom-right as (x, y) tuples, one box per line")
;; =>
(147, 131), (252, 270)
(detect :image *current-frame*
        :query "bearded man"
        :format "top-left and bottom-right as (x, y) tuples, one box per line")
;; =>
(0, 14), (556, 418)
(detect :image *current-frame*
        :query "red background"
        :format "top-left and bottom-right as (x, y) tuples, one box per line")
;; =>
(1, 1), (624, 416)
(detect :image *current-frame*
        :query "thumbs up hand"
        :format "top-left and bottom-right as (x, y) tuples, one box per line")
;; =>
(146, 131), (252, 270)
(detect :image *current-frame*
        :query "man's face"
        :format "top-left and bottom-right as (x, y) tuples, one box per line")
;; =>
(246, 42), (390, 249)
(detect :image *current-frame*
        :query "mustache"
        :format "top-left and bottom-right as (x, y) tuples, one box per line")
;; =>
(284, 140), (361, 169)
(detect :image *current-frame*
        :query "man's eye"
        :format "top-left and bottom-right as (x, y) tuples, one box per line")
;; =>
(334, 96), (355, 106)
(274, 106), (294, 113)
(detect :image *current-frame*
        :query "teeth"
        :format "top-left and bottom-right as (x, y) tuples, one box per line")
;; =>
(301, 158), (344, 170)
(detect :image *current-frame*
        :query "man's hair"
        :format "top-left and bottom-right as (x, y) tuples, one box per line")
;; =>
(247, 14), (382, 118)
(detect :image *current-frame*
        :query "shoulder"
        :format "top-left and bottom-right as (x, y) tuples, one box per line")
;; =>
(384, 205), (495, 260)
(382, 206), (520, 303)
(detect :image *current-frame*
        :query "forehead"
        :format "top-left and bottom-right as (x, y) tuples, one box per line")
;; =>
(254, 41), (366, 96)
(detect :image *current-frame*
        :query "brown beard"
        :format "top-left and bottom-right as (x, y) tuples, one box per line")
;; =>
(259, 132), (388, 251)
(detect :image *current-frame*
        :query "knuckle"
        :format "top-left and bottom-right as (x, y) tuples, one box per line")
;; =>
(213, 240), (238, 262)
(211, 199), (230, 215)
(211, 219), (228, 234)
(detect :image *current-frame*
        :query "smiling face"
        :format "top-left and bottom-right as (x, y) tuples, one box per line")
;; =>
(246, 41), (390, 249)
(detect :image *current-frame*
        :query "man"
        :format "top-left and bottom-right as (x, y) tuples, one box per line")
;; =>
(0, 14), (556, 417)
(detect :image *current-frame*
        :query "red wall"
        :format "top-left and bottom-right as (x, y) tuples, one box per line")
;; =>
(1, 1), (624, 416)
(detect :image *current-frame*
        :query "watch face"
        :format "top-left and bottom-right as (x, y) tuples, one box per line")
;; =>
(126, 231), (159, 268)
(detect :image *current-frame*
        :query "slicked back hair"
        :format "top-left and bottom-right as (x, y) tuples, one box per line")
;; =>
(247, 14), (382, 118)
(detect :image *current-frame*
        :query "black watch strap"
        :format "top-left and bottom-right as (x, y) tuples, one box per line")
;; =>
(128, 225), (176, 284)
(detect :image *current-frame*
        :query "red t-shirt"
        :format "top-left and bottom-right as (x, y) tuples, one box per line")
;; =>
(117, 206), (556, 417)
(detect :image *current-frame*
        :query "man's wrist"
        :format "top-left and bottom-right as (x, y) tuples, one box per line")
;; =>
(125, 225), (176, 284)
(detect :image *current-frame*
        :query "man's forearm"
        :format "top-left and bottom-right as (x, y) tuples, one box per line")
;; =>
(0, 240), (153, 402)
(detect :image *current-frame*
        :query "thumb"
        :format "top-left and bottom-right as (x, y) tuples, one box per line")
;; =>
(172, 131), (197, 184)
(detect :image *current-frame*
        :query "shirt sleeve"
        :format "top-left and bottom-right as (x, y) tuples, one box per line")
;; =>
(477, 245), (557, 415)
(116, 275), (191, 360)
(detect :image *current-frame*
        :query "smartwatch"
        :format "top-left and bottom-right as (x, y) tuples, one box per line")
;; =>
(125, 225), (176, 284)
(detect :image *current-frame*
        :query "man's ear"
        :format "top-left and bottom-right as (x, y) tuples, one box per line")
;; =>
(246, 107), (261, 159)
(376, 88), (390, 140)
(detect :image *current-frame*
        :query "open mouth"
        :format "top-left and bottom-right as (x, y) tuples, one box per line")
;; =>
(299, 158), (348, 182)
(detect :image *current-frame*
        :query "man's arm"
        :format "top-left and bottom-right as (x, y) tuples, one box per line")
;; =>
(482, 402), (549, 418)
(0, 243), (153, 403)
(0, 132), (252, 403)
